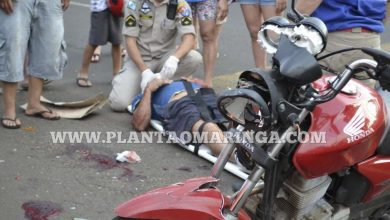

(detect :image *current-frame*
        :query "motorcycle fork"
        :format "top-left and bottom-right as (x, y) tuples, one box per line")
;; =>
(211, 125), (245, 179)
(223, 108), (311, 219)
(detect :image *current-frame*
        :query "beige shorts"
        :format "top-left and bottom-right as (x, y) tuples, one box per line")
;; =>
(319, 31), (380, 88)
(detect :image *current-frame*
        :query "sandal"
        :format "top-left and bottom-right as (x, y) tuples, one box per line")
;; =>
(25, 109), (60, 120)
(91, 53), (101, 63)
(1, 117), (21, 129)
(76, 77), (92, 87)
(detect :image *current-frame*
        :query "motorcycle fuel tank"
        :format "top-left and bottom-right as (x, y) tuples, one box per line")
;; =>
(293, 76), (387, 179)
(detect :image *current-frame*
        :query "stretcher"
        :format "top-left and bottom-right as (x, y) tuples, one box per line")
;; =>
(149, 119), (249, 180)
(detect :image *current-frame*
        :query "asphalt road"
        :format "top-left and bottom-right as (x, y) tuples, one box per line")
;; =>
(1, 2), (390, 220)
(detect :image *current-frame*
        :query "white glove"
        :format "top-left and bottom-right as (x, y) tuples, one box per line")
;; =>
(159, 56), (179, 79)
(140, 69), (155, 92)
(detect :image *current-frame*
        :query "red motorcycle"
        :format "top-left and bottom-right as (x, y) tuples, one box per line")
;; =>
(114, 2), (390, 219)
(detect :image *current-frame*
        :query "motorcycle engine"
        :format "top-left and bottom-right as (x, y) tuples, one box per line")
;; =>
(274, 172), (338, 220)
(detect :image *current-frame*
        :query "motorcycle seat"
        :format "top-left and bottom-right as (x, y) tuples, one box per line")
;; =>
(377, 89), (390, 155)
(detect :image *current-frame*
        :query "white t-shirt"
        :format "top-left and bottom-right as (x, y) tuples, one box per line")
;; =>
(90, 0), (108, 12)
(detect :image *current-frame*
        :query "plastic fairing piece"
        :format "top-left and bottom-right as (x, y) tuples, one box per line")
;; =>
(115, 177), (251, 220)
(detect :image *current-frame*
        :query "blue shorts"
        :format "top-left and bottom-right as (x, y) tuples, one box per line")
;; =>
(239, 0), (275, 5)
(163, 89), (225, 136)
(0, 0), (67, 82)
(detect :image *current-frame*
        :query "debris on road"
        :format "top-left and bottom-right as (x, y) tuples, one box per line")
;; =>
(20, 94), (107, 119)
(22, 126), (36, 132)
(65, 144), (144, 181)
(116, 151), (141, 163)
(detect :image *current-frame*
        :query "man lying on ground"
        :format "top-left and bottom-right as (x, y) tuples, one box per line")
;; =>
(130, 77), (228, 156)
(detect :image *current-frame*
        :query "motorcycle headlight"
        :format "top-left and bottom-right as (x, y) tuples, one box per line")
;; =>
(300, 17), (327, 53)
(258, 16), (328, 55)
(257, 16), (291, 54)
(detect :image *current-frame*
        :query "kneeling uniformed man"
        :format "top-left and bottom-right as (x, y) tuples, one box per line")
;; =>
(109, 0), (202, 111)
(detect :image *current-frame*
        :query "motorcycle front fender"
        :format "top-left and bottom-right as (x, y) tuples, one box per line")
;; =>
(115, 176), (251, 220)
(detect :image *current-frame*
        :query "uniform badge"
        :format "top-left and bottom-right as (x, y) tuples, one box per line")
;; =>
(181, 16), (192, 26)
(178, 5), (186, 13)
(140, 2), (151, 14)
(181, 9), (190, 17)
(125, 15), (137, 27)
(177, 3), (186, 11)
(127, 0), (137, 11)
(178, 4), (191, 17)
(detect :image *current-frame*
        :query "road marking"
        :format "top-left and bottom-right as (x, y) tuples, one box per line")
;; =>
(70, 1), (89, 8)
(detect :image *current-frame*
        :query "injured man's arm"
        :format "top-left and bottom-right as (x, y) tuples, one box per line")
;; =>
(132, 78), (171, 131)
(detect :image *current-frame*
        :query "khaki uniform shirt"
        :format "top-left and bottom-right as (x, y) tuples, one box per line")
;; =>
(123, 0), (195, 61)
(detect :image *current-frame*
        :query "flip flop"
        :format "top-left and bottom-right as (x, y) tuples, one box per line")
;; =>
(76, 77), (92, 87)
(25, 109), (60, 120)
(1, 117), (21, 129)
(91, 53), (101, 63)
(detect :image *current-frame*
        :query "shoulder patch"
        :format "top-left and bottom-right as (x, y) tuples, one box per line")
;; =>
(181, 9), (191, 17)
(177, 3), (191, 17)
(127, 0), (137, 11)
(181, 16), (192, 26)
(140, 1), (151, 14)
(125, 15), (137, 27)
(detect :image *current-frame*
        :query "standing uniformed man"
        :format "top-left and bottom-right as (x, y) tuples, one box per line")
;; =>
(109, 0), (202, 111)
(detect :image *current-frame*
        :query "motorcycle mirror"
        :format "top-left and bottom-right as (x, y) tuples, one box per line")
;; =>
(217, 89), (271, 130)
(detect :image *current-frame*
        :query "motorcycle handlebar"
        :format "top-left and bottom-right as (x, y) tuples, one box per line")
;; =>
(308, 59), (378, 107)
(287, 12), (302, 23)
(287, 0), (304, 23)
(333, 59), (378, 92)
